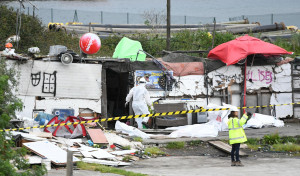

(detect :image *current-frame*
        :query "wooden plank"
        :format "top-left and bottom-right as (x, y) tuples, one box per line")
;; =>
(87, 129), (108, 144)
(208, 140), (248, 156)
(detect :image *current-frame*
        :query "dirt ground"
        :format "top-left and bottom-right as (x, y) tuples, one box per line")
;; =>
(160, 141), (300, 159)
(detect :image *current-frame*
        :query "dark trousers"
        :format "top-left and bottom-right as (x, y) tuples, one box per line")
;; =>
(231, 143), (240, 162)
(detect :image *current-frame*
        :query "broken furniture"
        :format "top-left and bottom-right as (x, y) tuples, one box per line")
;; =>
(153, 103), (188, 128)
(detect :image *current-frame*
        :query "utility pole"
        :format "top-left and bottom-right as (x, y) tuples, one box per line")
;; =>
(166, 0), (171, 51)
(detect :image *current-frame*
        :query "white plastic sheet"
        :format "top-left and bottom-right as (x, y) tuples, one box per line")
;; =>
(115, 121), (151, 139)
(168, 123), (218, 138)
(245, 113), (284, 128)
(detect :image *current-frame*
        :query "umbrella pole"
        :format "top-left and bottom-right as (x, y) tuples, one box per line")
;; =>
(243, 60), (247, 114)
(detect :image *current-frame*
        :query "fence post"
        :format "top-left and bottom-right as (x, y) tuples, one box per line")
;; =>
(27, 7), (29, 16)
(101, 11), (103, 24)
(184, 15), (186, 24)
(155, 14), (158, 24)
(66, 150), (73, 176)
(127, 13), (129, 24)
(271, 13), (274, 24)
(51, 8), (53, 23)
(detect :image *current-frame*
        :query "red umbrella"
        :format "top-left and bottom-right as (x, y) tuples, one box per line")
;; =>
(208, 35), (293, 113)
(208, 35), (293, 65)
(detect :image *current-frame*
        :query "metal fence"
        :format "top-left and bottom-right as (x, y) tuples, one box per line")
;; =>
(21, 7), (300, 27)
(229, 12), (300, 27)
(22, 7), (215, 25)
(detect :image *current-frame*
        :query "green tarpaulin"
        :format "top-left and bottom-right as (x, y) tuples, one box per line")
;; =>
(112, 37), (146, 61)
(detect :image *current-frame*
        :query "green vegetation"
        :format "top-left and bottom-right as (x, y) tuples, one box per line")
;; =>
(166, 141), (185, 149)
(77, 161), (147, 176)
(123, 145), (131, 150)
(2, 4), (299, 59)
(262, 133), (281, 145)
(0, 57), (47, 175)
(187, 140), (202, 146)
(0, 5), (79, 55)
(133, 137), (143, 142)
(246, 134), (300, 153)
(272, 143), (300, 152)
(144, 147), (165, 156)
(122, 156), (133, 162)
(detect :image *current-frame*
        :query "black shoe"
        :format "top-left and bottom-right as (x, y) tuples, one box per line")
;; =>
(142, 122), (150, 128)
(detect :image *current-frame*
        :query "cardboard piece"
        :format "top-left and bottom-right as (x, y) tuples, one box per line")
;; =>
(23, 141), (80, 165)
(87, 129), (108, 144)
(208, 141), (248, 156)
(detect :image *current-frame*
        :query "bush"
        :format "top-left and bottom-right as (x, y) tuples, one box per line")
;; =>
(262, 133), (281, 145)
(0, 58), (47, 175)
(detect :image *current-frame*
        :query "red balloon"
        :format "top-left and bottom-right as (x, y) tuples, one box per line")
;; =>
(79, 33), (101, 55)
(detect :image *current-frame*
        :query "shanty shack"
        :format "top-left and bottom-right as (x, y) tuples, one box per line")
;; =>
(4, 52), (298, 129)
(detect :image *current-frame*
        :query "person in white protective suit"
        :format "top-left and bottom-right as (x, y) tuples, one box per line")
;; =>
(125, 77), (153, 129)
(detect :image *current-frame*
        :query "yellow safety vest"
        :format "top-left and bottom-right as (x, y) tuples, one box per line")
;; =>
(228, 114), (248, 145)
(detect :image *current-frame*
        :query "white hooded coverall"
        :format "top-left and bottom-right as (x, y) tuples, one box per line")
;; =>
(126, 83), (152, 129)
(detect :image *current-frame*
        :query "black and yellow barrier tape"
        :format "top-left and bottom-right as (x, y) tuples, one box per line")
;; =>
(1, 102), (299, 132)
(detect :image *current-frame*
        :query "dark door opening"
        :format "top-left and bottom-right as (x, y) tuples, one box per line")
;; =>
(106, 69), (130, 129)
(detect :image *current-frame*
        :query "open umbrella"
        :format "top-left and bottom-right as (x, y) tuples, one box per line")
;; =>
(208, 35), (293, 112)
(208, 35), (293, 65)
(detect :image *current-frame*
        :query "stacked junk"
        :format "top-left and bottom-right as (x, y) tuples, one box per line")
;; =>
(10, 104), (285, 171)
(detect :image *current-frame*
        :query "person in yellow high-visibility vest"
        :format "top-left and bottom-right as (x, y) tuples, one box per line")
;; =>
(227, 107), (251, 167)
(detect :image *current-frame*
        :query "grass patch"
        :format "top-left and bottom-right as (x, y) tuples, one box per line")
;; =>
(262, 133), (280, 145)
(133, 137), (143, 142)
(246, 138), (260, 145)
(187, 140), (202, 146)
(122, 156), (132, 162)
(77, 161), (147, 176)
(272, 143), (300, 152)
(123, 145), (131, 150)
(247, 144), (261, 151)
(166, 142), (185, 149)
(144, 147), (165, 156)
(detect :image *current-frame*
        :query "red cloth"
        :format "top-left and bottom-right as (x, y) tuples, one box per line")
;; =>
(208, 35), (293, 65)
(161, 61), (204, 76)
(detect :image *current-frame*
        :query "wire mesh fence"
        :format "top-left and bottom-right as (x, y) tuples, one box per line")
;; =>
(229, 12), (300, 27)
(19, 7), (300, 27)
(21, 7), (216, 25)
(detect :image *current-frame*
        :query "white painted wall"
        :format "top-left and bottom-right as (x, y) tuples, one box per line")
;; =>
(12, 60), (102, 99)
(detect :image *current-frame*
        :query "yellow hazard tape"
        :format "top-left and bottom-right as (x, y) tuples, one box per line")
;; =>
(1, 102), (298, 132)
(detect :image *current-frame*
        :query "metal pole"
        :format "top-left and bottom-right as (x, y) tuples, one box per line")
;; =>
(27, 7), (29, 15)
(184, 15), (186, 24)
(89, 22), (91, 32)
(271, 13), (273, 24)
(156, 14), (158, 24)
(166, 0), (171, 50)
(101, 11), (103, 24)
(51, 8), (53, 23)
(127, 13), (129, 24)
(66, 150), (73, 176)
(33, 7), (35, 18)
(211, 17), (216, 49)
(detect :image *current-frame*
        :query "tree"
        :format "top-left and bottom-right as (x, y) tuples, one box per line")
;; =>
(0, 59), (47, 175)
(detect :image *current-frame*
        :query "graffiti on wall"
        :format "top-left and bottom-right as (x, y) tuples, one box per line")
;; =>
(31, 72), (41, 86)
(30, 71), (57, 96)
(42, 71), (57, 96)
(247, 69), (273, 84)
